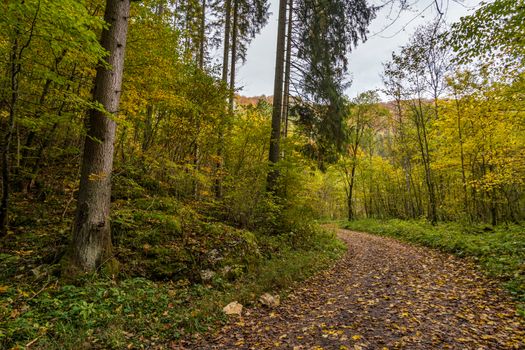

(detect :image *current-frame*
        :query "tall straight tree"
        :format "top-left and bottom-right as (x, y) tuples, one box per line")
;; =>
(291, 0), (376, 169)
(215, 0), (269, 197)
(198, 0), (206, 69)
(214, 0), (232, 198)
(266, 0), (287, 192)
(228, 0), (269, 111)
(67, 0), (132, 273)
(0, 2), (40, 236)
(229, 0), (239, 113)
(281, 0), (293, 139)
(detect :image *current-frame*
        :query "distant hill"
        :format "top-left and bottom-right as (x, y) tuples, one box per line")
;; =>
(236, 95), (273, 106)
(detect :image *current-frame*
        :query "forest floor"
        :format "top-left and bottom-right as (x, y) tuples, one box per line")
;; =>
(176, 229), (525, 349)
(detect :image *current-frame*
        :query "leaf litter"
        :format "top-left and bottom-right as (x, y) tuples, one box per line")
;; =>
(175, 230), (525, 349)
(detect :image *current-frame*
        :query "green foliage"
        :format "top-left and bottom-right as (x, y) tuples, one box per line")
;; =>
(1, 213), (344, 349)
(0, 0), (348, 348)
(449, 0), (525, 72)
(343, 219), (525, 315)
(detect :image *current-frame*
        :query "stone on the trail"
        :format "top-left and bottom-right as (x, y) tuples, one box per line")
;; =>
(259, 293), (280, 308)
(223, 301), (243, 315)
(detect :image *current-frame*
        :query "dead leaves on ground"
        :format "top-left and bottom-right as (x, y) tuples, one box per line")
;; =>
(177, 230), (525, 349)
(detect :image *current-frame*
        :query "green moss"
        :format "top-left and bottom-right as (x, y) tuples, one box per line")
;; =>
(2, 224), (344, 349)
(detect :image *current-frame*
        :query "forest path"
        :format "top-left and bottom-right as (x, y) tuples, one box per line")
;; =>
(179, 229), (524, 349)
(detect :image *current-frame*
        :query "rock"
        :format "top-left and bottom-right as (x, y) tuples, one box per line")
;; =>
(259, 293), (280, 308)
(206, 249), (222, 265)
(221, 265), (242, 281)
(31, 265), (49, 279)
(200, 269), (216, 282)
(223, 301), (243, 316)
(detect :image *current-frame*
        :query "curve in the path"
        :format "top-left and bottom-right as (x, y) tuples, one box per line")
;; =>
(178, 229), (525, 350)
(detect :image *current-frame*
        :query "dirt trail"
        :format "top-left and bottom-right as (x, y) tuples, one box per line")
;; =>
(178, 229), (525, 349)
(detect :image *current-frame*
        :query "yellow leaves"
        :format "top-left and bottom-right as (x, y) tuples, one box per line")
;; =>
(15, 250), (33, 256)
(322, 329), (344, 337)
(10, 308), (20, 318)
(0, 285), (9, 294)
(88, 172), (108, 181)
(455, 337), (471, 343)
(351, 335), (362, 341)
(18, 289), (30, 298)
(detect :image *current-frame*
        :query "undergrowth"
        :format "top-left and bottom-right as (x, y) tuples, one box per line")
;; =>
(343, 218), (525, 317)
(0, 193), (345, 349)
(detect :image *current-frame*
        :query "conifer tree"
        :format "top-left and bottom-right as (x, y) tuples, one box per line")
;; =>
(290, 0), (376, 169)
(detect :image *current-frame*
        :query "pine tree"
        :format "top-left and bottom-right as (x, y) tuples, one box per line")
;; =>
(291, 0), (376, 168)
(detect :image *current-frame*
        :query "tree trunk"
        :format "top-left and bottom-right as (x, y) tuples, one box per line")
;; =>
(412, 100), (437, 224)
(281, 0), (293, 140)
(0, 2), (39, 236)
(214, 0), (232, 198)
(0, 36), (20, 237)
(347, 156), (357, 220)
(229, 0), (238, 114)
(266, 0), (287, 192)
(198, 0), (206, 69)
(490, 191), (497, 226)
(221, 0), (231, 84)
(67, 0), (131, 273)
(454, 93), (469, 220)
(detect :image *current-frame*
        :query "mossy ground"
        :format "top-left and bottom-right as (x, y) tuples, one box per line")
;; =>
(0, 177), (345, 349)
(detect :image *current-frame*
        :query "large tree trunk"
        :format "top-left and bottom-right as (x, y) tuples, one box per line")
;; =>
(266, 0), (287, 192)
(67, 0), (131, 273)
(229, 0), (238, 114)
(281, 0), (293, 140)
(214, 0), (232, 198)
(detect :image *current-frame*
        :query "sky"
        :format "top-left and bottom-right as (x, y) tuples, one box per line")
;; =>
(233, 0), (483, 99)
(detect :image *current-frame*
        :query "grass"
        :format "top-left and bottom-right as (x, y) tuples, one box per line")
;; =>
(0, 195), (345, 349)
(343, 218), (525, 316)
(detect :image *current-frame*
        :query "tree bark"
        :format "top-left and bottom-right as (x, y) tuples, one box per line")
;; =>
(214, 0), (232, 198)
(266, 0), (287, 192)
(67, 0), (131, 273)
(281, 0), (293, 140)
(229, 0), (238, 114)
(0, 36), (20, 237)
(0, 2), (39, 236)
(347, 164), (356, 221)
(198, 0), (206, 69)
(453, 92), (469, 220)
(412, 99), (437, 225)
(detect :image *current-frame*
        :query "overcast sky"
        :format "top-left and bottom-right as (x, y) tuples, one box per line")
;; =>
(233, 0), (483, 99)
